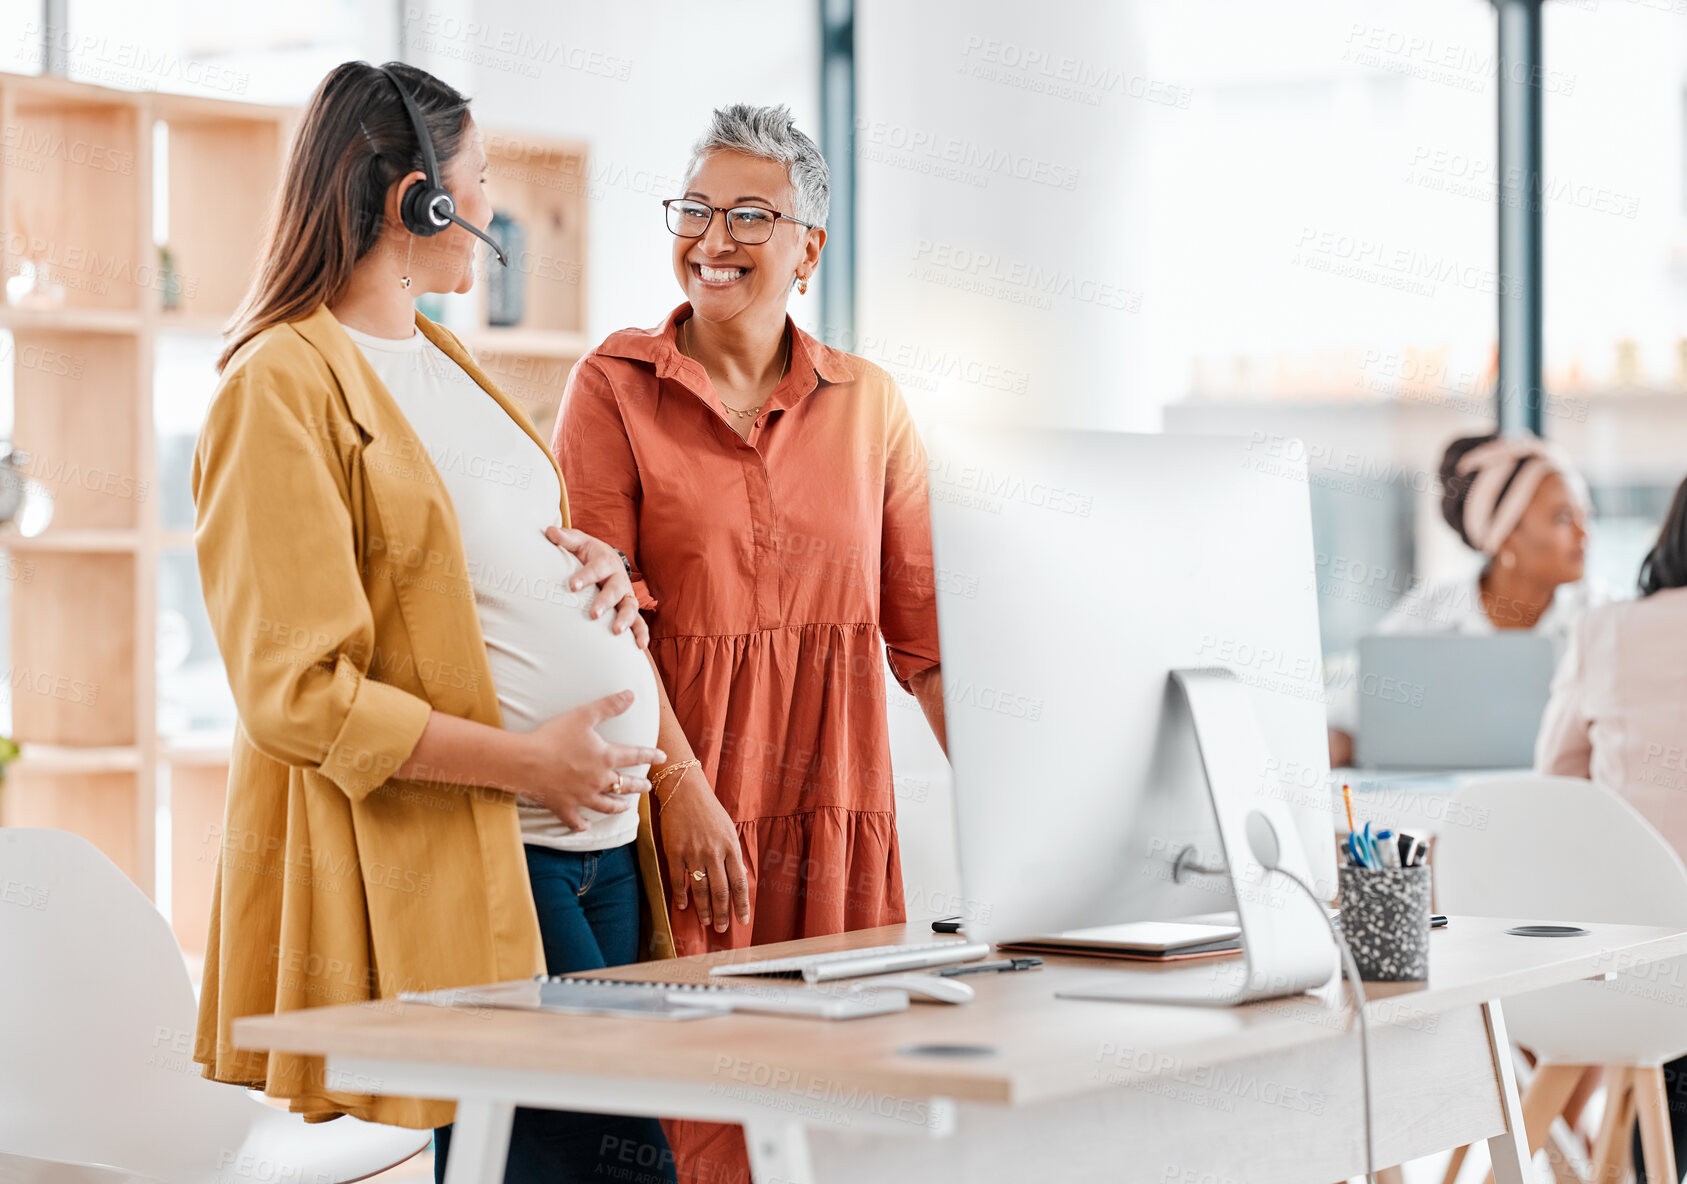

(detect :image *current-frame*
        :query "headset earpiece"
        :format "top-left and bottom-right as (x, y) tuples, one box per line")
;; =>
(398, 174), (452, 238)
(375, 64), (509, 267)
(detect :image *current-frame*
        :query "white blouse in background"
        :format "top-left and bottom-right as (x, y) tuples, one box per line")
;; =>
(1536, 587), (1687, 860)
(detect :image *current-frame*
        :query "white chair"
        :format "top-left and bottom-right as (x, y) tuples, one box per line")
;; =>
(0, 828), (429, 1184)
(1436, 774), (1687, 1184)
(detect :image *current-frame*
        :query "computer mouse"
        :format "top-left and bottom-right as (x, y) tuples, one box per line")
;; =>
(860, 974), (975, 1004)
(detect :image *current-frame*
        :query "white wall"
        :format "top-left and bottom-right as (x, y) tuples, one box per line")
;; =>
(856, 0), (1156, 433)
(856, 0), (1165, 916)
(1539, 1), (1687, 394)
(434, 0), (822, 341)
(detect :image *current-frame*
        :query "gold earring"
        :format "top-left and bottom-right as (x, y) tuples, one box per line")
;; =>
(797, 276), (809, 295)
(400, 236), (414, 290)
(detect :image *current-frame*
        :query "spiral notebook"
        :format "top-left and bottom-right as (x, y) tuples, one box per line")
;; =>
(400, 975), (910, 1021)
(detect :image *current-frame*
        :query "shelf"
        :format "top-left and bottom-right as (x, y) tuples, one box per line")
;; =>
(150, 92), (292, 126)
(0, 765), (143, 886)
(460, 327), (591, 359)
(473, 356), (581, 429)
(0, 306), (144, 334)
(168, 753), (230, 955)
(459, 329), (589, 427)
(160, 108), (285, 323)
(480, 130), (588, 338)
(11, 739), (230, 769)
(3, 74), (144, 109)
(154, 311), (232, 337)
(11, 552), (137, 746)
(6, 85), (147, 314)
(6, 529), (142, 552)
(14, 743), (142, 773)
(159, 732), (233, 765)
(10, 330), (141, 530)
(1175, 388), (1687, 413)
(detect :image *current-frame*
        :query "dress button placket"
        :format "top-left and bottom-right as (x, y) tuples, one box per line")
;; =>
(743, 450), (781, 632)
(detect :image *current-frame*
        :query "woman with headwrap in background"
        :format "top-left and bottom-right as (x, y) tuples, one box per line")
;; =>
(1326, 432), (1609, 766)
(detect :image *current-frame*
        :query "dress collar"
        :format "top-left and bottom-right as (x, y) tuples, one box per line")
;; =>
(597, 303), (852, 406)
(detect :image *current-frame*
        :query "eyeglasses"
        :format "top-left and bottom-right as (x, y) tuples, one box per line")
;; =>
(662, 198), (816, 246)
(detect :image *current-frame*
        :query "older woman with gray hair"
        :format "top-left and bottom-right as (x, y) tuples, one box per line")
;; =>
(551, 104), (946, 1181)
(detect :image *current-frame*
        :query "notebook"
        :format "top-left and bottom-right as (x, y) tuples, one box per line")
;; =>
(998, 921), (1243, 961)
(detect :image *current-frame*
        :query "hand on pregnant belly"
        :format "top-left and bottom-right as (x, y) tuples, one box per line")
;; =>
(545, 525), (648, 650)
(516, 689), (666, 831)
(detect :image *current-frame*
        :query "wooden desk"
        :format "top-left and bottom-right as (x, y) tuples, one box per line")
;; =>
(237, 918), (1687, 1184)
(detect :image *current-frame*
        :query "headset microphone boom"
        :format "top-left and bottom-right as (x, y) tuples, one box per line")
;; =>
(377, 65), (508, 267)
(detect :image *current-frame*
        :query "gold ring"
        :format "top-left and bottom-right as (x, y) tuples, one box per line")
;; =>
(691, 868), (707, 883)
(612, 772), (624, 794)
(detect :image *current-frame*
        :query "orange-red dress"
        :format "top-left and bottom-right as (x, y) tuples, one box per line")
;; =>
(552, 304), (941, 1183)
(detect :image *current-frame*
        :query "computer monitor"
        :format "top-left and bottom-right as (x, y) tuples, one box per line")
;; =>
(928, 426), (1338, 955)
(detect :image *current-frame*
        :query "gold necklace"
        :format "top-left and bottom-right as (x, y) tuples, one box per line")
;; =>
(680, 318), (789, 422)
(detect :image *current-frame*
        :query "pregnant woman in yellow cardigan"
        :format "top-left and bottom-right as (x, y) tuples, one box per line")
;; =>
(191, 62), (679, 1184)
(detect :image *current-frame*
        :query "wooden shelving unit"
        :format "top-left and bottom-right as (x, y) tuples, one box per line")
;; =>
(0, 72), (164, 899)
(0, 71), (592, 954)
(470, 129), (592, 431)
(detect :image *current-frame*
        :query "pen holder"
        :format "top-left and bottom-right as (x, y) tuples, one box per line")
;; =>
(1338, 864), (1432, 982)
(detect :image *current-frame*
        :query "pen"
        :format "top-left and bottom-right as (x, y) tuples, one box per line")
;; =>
(938, 957), (1043, 977)
(1342, 781), (1356, 834)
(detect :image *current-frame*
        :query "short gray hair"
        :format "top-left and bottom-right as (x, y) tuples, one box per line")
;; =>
(684, 103), (829, 228)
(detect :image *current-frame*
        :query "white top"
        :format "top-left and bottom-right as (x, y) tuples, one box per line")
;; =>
(345, 322), (656, 851)
(1325, 572), (1613, 733)
(1536, 587), (1687, 858)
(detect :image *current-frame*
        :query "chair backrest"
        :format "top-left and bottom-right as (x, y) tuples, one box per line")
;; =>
(0, 828), (253, 1172)
(1436, 774), (1687, 1064)
(1436, 774), (1687, 927)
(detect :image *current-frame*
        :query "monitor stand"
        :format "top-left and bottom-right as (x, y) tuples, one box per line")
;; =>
(1057, 668), (1340, 1007)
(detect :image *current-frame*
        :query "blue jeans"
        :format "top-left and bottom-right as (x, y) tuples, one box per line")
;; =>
(433, 843), (675, 1184)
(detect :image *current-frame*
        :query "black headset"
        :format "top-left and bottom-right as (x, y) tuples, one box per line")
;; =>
(377, 65), (508, 267)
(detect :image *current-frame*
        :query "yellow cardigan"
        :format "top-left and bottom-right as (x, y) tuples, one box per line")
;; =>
(190, 304), (675, 1128)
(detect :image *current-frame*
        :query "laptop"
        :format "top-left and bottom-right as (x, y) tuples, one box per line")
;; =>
(1355, 634), (1558, 770)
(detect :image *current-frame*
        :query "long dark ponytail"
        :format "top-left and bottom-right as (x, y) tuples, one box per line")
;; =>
(218, 61), (470, 371)
(1639, 475), (1687, 596)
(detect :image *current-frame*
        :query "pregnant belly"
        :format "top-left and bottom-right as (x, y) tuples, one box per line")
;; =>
(476, 550), (660, 752)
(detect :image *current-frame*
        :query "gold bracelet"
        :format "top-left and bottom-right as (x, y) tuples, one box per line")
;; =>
(650, 760), (696, 791)
(650, 759), (700, 806)
(652, 760), (698, 806)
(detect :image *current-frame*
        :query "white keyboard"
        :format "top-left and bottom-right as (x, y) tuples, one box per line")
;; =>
(709, 939), (990, 983)
(402, 975), (911, 1020)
